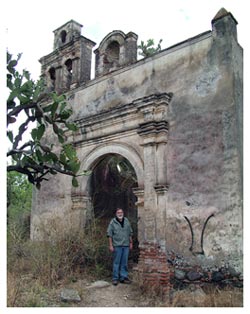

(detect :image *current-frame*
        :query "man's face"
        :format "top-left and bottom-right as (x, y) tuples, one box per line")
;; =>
(116, 210), (124, 220)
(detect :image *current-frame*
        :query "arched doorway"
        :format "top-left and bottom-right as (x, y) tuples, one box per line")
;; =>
(89, 153), (139, 262)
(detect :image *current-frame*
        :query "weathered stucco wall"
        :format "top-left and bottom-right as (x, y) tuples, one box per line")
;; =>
(31, 9), (243, 277)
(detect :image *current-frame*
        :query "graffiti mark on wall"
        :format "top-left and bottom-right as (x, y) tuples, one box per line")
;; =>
(184, 214), (214, 255)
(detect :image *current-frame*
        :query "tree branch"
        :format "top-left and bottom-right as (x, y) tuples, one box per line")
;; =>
(7, 140), (34, 157)
(7, 162), (75, 180)
(12, 116), (35, 150)
(19, 140), (34, 151)
(7, 164), (36, 184)
(7, 102), (37, 122)
(7, 149), (33, 157)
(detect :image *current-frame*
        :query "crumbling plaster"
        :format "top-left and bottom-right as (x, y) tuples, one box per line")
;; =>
(32, 10), (243, 274)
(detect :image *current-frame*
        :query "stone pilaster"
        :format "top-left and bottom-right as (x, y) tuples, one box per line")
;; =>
(154, 185), (169, 248)
(134, 93), (172, 294)
(71, 57), (80, 87)
(71, 193), (91, 228)
(141, 140), (157, 241)
(55, 66), (62, 93)
(132, 187), (145, 243)
(136, 93), (171, 243)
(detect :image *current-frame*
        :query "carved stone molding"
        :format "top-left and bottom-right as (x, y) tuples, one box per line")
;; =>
(71, 193), (90, 210)
(137, 120), (168, 136)
(135, 93), (171, 146)
(132, 187), (144, 206)
(154, 184), (169, 194)
(137, 121), (168, 146)
(133, 92), (173, 108)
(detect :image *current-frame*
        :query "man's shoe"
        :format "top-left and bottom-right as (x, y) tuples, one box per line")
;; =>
(112, 280), (118, 286)
(120, 278), (132, 284)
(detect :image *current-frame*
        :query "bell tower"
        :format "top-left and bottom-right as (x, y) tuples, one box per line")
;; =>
(39, 20), (96, 93)
(94, 30), (138, 77)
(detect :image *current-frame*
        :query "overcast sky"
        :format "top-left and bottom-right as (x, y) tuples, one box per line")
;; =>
(4, 0), (248, 80)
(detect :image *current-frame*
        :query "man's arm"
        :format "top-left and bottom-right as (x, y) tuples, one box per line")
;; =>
(108, 236), (114, 252)
(129, 236), (133, 250)
(107, 221), (114, 252)
(128, 221), (133, 250)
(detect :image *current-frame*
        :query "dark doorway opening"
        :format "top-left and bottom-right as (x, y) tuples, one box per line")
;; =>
(89, 153), (139, 262)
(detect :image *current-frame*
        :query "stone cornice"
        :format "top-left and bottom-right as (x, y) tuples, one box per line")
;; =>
(132, 92), (173, 107)
(73, 92), (171, 146)
(137, 121), (168, 137)
(154, 184), (169, 194)
(75, 93), (172, 127)
(132, 187), (144, 196)
(74, 127), (138, 148)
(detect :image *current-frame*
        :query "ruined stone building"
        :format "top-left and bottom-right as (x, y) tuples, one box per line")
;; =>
(32, 8), (243, 288)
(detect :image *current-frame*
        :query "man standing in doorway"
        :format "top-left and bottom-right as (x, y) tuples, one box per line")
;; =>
(107, 208), (133, 285)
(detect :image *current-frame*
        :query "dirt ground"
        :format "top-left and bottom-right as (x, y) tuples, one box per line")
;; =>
(59, 280), (243, 308)
(74, 279), (153, 307)
(52, 274), (159, 307)
(8, 271), (243, 307)
(8, 273), (158, 307)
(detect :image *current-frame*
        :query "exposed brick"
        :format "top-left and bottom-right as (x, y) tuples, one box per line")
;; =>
(134, 242), (173, 293)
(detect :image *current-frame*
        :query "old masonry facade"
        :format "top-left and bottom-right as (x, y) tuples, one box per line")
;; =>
(31, 8), (243, 290)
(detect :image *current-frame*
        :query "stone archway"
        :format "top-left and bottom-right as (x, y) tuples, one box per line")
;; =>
(82, 142), (144, 186)
(89, 153), (140, 262)
(71, 142), (144, 261)
(89, 153), (137, 220)
(74, 142), (144, 198)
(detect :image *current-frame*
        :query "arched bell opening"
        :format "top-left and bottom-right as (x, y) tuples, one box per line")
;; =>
(60, 30), (67, 44)
(103, 41), (120, 72)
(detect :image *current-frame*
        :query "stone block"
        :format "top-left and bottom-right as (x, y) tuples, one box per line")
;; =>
(60, 288), (81, 302)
